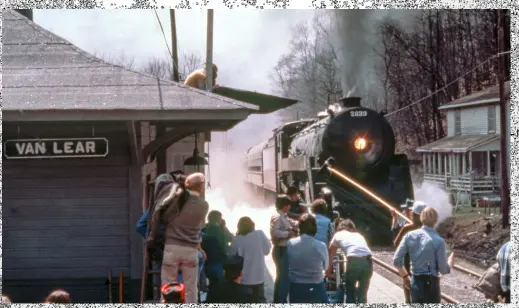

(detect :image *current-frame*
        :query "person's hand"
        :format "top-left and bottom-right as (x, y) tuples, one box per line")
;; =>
(391, 209), (398, 218)
(199, 248), (207, 260)
(448, 252), (455, 267)
(402, 275), (411, 290)
(146, 238), (156, 250)
(326, 270), (334, 279)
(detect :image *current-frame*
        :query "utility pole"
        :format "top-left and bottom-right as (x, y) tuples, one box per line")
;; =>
(170, 9), (180, 82)
(497, 9), (509, 229)
(205, 9), (214, 92)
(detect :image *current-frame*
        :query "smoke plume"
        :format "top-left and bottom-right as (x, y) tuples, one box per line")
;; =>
(414, 182), (453, 226)
(332, 10), (376, 98)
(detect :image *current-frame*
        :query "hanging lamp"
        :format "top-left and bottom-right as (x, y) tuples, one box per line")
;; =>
(183, 133), (209, 170)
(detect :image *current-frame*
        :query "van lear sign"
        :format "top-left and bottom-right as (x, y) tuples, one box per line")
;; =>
(3, 138), (109, 159)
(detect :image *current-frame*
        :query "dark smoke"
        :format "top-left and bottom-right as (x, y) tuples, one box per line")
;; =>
(330, 10), (421, 102)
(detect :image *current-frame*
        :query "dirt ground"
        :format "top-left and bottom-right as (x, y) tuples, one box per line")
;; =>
(436, 208), (510, 269)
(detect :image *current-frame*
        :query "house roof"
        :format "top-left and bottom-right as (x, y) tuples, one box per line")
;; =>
(2, 10), (259, 122)
(438, 81), (510, 110)
(416, 134), (500, 153)
(212, 86), (299, 114)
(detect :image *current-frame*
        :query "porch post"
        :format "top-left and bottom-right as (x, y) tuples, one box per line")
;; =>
(423, 153), (427, 174)
(428, 154), (433, 175)
(487, 150), (491, 176)
(438, 153), (443, 175)
(449, 153), (453, 176)
(468, 151), (473, 173)
(444, 153), (448, 175)
(432, 153), (437, 175)
(462, 152), (467, 175)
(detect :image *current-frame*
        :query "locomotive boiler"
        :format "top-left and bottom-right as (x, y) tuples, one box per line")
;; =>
(243, 97), (414, 245)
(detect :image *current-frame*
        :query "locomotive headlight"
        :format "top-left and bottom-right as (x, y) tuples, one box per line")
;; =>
(354, 137), (367, 151)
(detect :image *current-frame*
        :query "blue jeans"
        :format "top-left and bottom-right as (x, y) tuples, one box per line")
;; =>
(410, 275), (440, 303)
(272, 246), (289, 303)
(289, 281), (329, 303)
(344, 258), (372, 303)
(204, 262), (224, 289)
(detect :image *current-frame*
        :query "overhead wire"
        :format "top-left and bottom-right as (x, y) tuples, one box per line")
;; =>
(384, 50), (511, 118)
(152, 9), (180, 76)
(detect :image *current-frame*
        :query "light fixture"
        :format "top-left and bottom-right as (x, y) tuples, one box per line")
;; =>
(183, 133), (209, 168)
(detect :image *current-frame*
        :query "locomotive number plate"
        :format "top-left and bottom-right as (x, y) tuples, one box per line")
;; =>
(350, 110), (368, 117)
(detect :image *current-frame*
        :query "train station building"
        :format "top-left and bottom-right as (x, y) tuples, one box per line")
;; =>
(2, 10), (297, 302)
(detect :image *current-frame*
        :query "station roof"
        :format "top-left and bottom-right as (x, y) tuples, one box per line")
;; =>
(2, 9), (260, 128)
(439, 81), (510, 111)
(416, 134), (500, 153)
(212, 86), (299, 114)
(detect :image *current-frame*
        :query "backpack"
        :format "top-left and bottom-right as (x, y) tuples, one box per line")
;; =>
(473, 263), (501, 301)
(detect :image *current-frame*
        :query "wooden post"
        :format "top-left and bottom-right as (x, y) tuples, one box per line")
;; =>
(486, 151), (491, 177)
(169, 9), (180, 82)
(432, 153), (436, 175)
(462, 153), (466, 175)
(205, 9), (214, 92)
(423, 153), (427, 176)
(497, 9), (510, 229)
(156, 125), (167, 174)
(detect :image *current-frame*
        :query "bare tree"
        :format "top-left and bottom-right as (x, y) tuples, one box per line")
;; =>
(93, 50), (136, 70)
(94, 49), (203, 82)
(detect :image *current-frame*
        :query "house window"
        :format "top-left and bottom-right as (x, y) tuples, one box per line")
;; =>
(488, 106), (496, 133)
(454, 110), (461, 136)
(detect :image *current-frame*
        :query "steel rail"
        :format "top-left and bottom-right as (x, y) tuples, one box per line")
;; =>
(371, 256), (461, 304)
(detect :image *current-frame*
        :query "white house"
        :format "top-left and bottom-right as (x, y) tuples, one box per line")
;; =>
(416, 81), (510, 205)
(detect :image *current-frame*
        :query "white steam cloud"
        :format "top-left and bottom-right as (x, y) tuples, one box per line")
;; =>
(414, 182), (453, 226)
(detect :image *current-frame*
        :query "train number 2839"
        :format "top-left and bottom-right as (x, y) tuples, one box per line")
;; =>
(350, 110), (368, 117)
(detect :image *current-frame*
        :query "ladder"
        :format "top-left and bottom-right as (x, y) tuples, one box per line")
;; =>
(139, 180), (162, 303)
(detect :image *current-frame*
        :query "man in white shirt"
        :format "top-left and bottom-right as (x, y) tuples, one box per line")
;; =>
(326, 219), (373, 304)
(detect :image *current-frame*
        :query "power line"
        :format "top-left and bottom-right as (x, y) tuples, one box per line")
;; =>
(152, 9), (180, 74)
(384, 50), (511, 118)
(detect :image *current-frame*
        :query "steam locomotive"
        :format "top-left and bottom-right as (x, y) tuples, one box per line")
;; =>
(242, 97), (414, 245)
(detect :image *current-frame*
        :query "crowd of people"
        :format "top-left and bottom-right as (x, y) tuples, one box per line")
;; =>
(1, 171), (511, 304)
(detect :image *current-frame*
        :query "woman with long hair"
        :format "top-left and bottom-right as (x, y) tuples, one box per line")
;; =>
(229, 216), (271, 302)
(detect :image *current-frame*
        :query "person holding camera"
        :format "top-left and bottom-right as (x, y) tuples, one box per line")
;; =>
(270, 194), (298, 303)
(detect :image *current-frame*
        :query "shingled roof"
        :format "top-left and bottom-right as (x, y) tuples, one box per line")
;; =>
(2, 10), (259, 115)
(438, 81), (510, 110)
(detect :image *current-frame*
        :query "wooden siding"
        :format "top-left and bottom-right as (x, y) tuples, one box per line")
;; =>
(447, 111), (455, 136)
(2, 123), (131, 290)
(446, 105), (503, 137)
(460, 107), (488, 135)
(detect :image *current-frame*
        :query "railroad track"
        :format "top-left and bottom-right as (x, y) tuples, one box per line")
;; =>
(371, 249), (486, 304)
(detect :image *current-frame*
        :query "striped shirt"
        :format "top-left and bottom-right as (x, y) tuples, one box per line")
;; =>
(497, 241), (510, 293)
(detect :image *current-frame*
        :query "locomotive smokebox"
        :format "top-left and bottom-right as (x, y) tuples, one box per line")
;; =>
(340, 96), (361, 108)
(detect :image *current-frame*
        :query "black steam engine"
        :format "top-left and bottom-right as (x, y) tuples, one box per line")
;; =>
(243, 97), (414, 245)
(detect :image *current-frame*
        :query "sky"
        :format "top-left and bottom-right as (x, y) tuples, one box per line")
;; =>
(33, 9), (316, 94)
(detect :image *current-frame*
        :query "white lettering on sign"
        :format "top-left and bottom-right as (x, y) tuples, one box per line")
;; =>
(4, 138), (108, 160)
(86, 141), (95, 153)
(16, 142), (47, 155)
(53, 142), (63, 154)
(350, 110), (368, 117)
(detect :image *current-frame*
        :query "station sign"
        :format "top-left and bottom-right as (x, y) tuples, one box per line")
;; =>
(3, 138), (109, 159)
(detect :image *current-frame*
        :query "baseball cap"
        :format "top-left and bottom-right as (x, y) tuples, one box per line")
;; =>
(161, 282), (185, 303)
(411, 201), (427, 215)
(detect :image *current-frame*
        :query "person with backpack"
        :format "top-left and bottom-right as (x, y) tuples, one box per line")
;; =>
(475, 241), (511, 303)
(147, 172), (209, 303)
